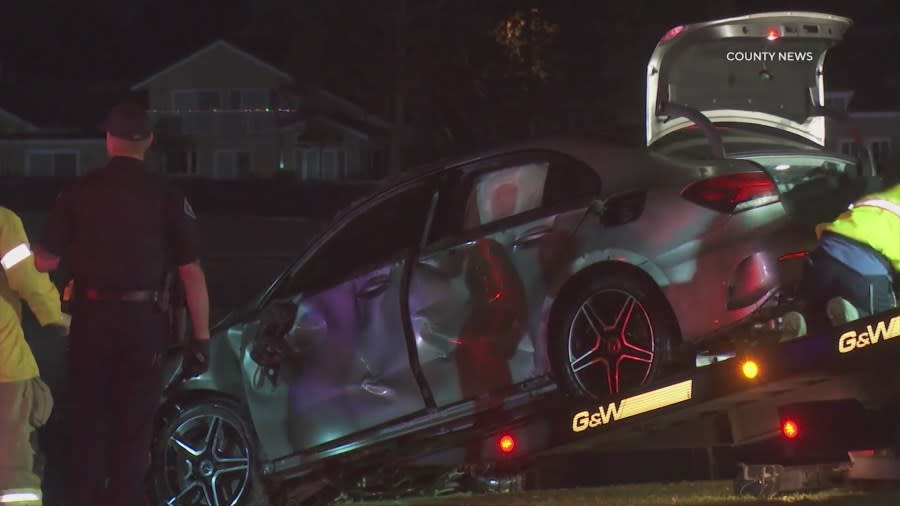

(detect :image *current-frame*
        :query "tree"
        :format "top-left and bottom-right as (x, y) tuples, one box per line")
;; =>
(492, 6), (559, 82)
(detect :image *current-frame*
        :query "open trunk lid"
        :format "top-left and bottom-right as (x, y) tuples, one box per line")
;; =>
(646, 11), (852, 148)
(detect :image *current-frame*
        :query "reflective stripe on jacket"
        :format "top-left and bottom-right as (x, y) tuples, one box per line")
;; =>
(816, 184), (900, 273)
(0, 207), (65, 382)
(0, 488), (43, 504)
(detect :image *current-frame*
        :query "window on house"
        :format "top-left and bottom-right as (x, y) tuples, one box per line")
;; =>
(370, 149), (387, 179)
(162, 150), (198, 176)
(26, 151), (78, 177)
(297, 146), (321, 180)
(172, 90), (222, 110)
(173, 92), (194, 110)
(229, 89), (269, 109)
(839, 139), (859, 157)
(321, 148), (346, 181)
(196, 91), (220, 109)
(825, 96), (848, 112)
(173, 90), (221, 134)
(214, 150), (251, 179)
(868, 139), (891, 163)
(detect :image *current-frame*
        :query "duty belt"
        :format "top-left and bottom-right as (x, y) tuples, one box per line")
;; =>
(80, 288), (160, 302)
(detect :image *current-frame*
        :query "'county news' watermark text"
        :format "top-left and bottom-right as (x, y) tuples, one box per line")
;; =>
(726, 51), (814, 62)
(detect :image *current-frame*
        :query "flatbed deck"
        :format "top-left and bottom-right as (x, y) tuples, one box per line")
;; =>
(480, 307), (900, 459)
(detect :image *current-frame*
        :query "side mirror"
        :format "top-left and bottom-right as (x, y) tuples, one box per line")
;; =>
(249, 298), (323, 387)
(587, 199), (607, 217)
(597, 190), (647, 227)
(249, 299), (298, 371)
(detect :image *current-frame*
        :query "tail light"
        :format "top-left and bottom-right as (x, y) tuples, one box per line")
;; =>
(682, 172), (780, 214)
(778, 251), (808, 262)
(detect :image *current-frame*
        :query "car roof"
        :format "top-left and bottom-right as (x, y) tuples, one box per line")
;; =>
(347, 134), (710, 226)
(377, 133), (664, 189)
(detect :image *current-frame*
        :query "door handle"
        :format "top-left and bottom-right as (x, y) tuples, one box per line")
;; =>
(357, 273), (391, 298)
(513, 226), (553, 249)
(361, 379), (393, 397)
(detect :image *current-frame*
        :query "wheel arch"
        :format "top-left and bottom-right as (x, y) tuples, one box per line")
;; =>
(154, 388), (253, 440)
(545, 259), (685, 377)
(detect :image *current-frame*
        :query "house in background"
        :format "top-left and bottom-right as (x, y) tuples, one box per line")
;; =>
(131, 40), (390, 181)
(0, 80), (121, 178)
(824, 90), (899, 174)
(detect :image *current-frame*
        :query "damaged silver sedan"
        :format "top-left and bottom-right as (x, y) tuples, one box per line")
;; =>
(148, 136), (810, 504)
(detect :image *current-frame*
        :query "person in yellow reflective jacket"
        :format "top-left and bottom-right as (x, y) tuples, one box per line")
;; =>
(0, 207), (70, 505)
(782, 183), (900, 339)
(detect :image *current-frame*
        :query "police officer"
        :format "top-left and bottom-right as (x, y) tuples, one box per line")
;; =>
(0, 207), (70, 506)
(782, 183), (900, 340)
(32, 102), (211, 506)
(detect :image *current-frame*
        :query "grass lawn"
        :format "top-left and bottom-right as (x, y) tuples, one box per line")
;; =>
(347, 480), (899, 505)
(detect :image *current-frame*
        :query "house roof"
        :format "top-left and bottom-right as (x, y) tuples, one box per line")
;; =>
(129, 37), (392, 129)
(314, 88), (392, 130)
(0, 107), (37, 131)
(288, 115), (374, 143)
(130, 39), (293, 91)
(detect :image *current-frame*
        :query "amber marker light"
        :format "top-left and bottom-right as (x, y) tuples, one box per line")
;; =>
(741, 359), (760, 379)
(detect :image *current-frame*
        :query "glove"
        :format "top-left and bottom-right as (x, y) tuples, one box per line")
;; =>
(47, 313), (71, 337)
(183, 338), (211, 378)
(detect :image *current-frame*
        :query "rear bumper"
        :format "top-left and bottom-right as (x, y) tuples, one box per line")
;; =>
(726, 251), (780, 310)
(663, 236), (810, 344)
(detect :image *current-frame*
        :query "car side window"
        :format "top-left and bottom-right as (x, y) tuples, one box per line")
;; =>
(459, 153), (602, 232)
(280, 183), (432, 295)
(541, 154), (603, 211)
(462, 161), (549, 230)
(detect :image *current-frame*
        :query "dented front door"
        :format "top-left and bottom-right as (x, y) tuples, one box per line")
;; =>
(241, 183), (433, 460)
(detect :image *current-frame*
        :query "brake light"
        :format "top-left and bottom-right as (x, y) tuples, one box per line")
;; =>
(659, 25), (685, 44)
(778, 251), (808, 262)
(782, 419), (800, 439)
(498, 434), (516, 454)
(682, 172), (780, 214)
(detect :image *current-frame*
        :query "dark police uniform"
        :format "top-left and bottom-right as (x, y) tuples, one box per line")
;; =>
(39, 128), (200, 504)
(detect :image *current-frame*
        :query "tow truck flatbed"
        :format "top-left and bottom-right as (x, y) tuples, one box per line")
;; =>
(270, 309), (899, 503)
(476, 307), (900, 460)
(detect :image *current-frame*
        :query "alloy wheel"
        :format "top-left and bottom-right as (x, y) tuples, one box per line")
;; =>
(567, 289), (655, 397)
(162, 413), (252, 506)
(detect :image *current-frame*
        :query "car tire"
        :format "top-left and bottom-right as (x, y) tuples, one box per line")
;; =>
(149, 399), (270, 506)
(552, 270), (679, 399)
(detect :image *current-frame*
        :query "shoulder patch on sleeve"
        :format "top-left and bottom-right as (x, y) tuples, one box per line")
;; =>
(184, 198), (197, 219)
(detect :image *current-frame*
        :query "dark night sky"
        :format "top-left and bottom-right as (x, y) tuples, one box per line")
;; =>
(2, 1), (895, 72)
(0, 0), (896, 120)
